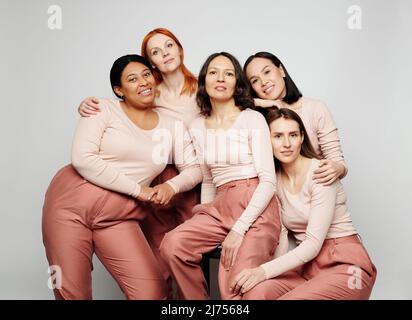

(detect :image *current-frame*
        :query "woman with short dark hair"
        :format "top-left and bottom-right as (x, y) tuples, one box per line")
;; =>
(42, 54), (202, 299)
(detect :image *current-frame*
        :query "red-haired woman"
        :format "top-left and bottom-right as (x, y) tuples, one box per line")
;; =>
(77, 28), (201, 298)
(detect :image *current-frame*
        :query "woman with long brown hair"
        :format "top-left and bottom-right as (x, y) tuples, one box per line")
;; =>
(230, 108), (377, 300)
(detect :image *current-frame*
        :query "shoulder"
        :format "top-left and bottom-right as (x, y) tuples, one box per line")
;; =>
(307, 159), (338, 195)
(241, 108), (267, 123)
(302, 97), (328, 110)
(98, 98), (118, 114)
(302, 97), (331, 115)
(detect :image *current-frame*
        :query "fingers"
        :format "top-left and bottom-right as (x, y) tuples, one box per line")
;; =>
(314, 174), (334, 184)
(313, 170), (330, 180)
(322, 176), (337, 186)
(220, 246), (229, 270)
(241, 278), (255, 294)
(318, 159), (328, 166)
(230, 272), (248, 295)
(229, 246), (239, 268)
(91, 97), (100, 104)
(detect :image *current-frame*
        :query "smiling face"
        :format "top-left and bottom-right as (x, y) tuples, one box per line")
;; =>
(114, 62), (156, 108)
(146, 33), (182, 74)
(246, 57), (286, 100)
(269, 117), (304, 165)
(205, 55), (236, 103)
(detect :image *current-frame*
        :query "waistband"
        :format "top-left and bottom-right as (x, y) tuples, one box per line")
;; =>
(323, 234), (361, 245)
(217, 177), (259, 191)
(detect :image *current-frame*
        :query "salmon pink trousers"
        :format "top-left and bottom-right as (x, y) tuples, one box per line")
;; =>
(243, 234), (377, 300)
(159, 177), (282, 300)
(42, 165), (169, 299)
(42, 164), (199, 299)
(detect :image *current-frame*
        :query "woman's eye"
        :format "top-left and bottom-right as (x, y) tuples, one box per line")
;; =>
(226, 72), (235, 77)
(167, 42), (173, 47)
(264, 70), (270, 75)
(152, 50), (158, 56)
(291, 133), (298, 137)
(251, 79), (258, 85)
(129, 78), (137, 82)
(209, 70), (216, 75)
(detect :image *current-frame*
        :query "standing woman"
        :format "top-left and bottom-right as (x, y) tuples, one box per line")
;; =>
(159, 52), (281, 300)
(42, 54), (202, 299)
(230, 108), (377, 300)
(77, 28), (201, 298)
(244, 52), (348, 186)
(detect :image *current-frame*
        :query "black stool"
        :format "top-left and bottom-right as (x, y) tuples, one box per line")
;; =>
(201, 246), (222, 294)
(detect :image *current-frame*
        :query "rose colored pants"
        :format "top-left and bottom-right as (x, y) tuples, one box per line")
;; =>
(42, 165), (167, 300)
(159, 178), (281, 300)
(141, 164), (201, 299)
(243, 234), (377, 300)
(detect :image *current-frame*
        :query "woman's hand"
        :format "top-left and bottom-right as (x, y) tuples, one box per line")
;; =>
(230, 266), (266, 295)
(78, 96), (101, 117)
(221, 230), (244, 270)
(313, 159), (345, 185)
(152, 183), (176, 206)
(136, 186), (158, 202)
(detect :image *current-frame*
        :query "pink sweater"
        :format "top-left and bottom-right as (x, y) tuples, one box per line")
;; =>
(299, 97), (348, 176)
(189, 109), (277, 236)
(71, 98), (202, 198)
(261, 159), (357, 279)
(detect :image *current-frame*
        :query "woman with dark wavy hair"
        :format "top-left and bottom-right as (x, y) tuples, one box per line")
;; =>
(244, 52), (347, 186)
(159, 52), (281, 300)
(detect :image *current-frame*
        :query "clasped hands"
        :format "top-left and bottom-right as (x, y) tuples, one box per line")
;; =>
(136, 183), (176, 206)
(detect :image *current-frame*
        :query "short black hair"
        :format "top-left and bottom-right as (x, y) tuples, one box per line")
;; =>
(110, 54), (153, 99)
(243, 52), (302, 104)
(196, 52), (255, 117)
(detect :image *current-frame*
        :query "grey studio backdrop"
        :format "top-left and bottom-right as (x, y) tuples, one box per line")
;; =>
(1, 0), (411, 299)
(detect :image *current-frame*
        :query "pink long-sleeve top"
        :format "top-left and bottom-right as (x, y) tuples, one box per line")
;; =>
(189, 108), (277, 236)
(298, 97), (348, 176)
(261, 159), (357, 279)
(71, 98), (202, 198)
(155, 93), (201, 127)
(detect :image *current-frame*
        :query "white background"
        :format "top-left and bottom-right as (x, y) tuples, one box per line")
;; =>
(1, 0), (411, 299)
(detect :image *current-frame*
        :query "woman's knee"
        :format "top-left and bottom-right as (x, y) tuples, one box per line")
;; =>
(159, 230), (185, 261)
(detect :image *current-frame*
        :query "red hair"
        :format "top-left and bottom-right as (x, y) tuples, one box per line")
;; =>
(141, 28), (197, 96)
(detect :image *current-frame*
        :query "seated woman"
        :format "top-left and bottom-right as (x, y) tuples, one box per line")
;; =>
(230, 107), (377, 300)
(159, 52), (281, 300)
(77, 28), (201, 298)
(42, 54), (202, 300)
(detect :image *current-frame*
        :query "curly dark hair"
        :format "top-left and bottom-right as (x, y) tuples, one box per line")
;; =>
(196, 52), (255, 117)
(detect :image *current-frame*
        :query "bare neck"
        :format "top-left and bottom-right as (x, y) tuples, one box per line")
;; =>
(159, 69), (185, 96)
(209, 98), (239, 122)
(281, 155), (310, 183)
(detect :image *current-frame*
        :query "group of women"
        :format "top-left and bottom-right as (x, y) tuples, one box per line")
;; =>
(42, 28), (377, 300)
